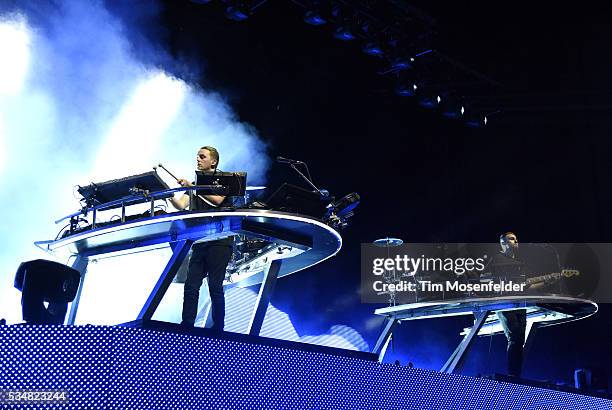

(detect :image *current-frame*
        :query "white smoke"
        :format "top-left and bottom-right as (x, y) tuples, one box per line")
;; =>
(0, 0), (269, 322)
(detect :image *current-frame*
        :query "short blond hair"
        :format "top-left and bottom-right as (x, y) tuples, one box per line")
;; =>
(201, 146), (219, 169)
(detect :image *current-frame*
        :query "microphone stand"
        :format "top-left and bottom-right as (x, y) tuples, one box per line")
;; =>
(532, 243), (563, 294)
(542, 243), (563, 294)
(280, 159), (328, 198)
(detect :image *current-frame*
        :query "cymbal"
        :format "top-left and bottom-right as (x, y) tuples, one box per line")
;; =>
(373, 237), (403, 247)
(246, 186), (267, 191)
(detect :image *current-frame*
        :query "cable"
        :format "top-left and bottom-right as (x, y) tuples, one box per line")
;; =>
(55, 224), (71, 240)
(65, 254), (76, 266)
(55, 216), (89, 240)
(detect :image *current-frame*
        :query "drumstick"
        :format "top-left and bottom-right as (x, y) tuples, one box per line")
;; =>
(156, 163), (219, 207)
(157, 163), (180, 182)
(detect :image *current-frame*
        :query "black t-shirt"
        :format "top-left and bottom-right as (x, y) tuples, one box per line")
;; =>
(490, 251), (527, 281)
(188, 180), (233, 211)
(490, 246), (564, 295)
(188, 180), (234, 247)
(188, 191), (232, 211)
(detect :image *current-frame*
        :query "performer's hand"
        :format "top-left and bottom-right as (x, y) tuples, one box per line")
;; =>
(177, 179), (193, 187)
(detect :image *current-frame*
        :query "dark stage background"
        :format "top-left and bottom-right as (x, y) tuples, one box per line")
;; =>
(138, 1), (612, 385)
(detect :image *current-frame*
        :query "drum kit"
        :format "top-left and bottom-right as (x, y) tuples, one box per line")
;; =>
(237, 185), (267, 207)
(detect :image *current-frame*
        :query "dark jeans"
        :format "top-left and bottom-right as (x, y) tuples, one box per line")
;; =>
(182, 241), (232, 330)
(497, 309), (527, 377)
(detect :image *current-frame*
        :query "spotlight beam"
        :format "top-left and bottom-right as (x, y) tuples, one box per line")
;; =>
(0, 17), (31, 96)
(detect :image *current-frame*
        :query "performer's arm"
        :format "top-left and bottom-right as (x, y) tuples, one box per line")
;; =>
(528, 282), (545, 290)
(204, 194), (226, 206)
(169, 179), (192, 210)
(170, 193), (190, 210)
(170, 179), (226, 209)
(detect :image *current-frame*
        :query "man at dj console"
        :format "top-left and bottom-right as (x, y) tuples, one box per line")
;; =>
(169, 146), (233, 331)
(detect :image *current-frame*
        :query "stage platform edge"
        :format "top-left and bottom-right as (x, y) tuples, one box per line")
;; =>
(1, 323), (611, 409)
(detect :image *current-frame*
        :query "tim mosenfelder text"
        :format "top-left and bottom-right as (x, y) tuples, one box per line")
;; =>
(372, 280), (526, 293)
(370, 254), (527, 294)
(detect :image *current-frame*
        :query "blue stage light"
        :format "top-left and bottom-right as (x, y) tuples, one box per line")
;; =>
(418, 94), (442, 109)
(362, 41), (384, 56)
(390, 56), (413, 71)
(395, 83), (418, 97)
(304, 11), (326, 26)
(333, 26), (355, 41)
(442, 101), (466, 119)
(225, 6), (249, 21)
(465, 113), (488, 128)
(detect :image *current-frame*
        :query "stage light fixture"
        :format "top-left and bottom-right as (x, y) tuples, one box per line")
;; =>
(304, 10), (326, 25)
(389, 55), (413, 71)
(395, 82), (418, 97)
(357, 20), (384, 56)
(362, 41), (384, 57)
(14, 259), (81, 324)
(441, 98), (466, 119)
(225, 5), (250, 21)
(465, 113), (488, 128)
(389, 49), (431, 72)
(418, 94), (442, 109)
(330, 4), (356, 41)
(333, 25), (355, 41)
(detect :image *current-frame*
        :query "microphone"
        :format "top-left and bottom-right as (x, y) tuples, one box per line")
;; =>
(276, 156), (304, 164)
